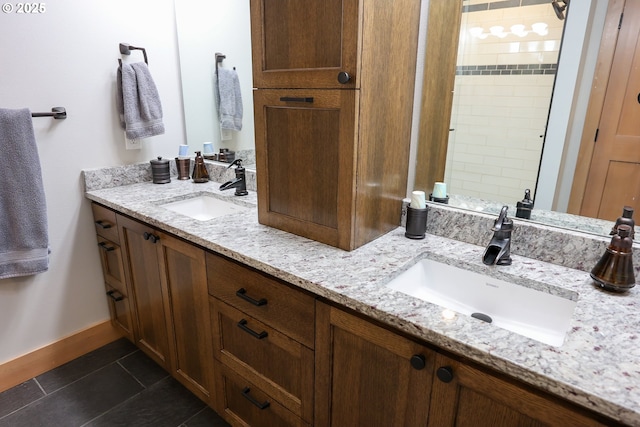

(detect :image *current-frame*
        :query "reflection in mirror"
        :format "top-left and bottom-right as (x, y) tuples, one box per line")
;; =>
(174, 0), (256, 169)
(411, 0), (631, 238)
(446, 0), (566, 204)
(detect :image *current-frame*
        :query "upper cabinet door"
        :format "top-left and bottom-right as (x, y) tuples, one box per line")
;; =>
(250, 0), (360, 89)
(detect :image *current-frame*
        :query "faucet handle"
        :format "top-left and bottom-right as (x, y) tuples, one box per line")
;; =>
(492, 206), (513, 232)
(227, 158), (244, 169)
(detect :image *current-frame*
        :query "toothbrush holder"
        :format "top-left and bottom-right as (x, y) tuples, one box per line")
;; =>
(405, 206), (428, 239)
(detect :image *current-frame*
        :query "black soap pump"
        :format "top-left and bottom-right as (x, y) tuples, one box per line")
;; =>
(515, 189), (534, 219)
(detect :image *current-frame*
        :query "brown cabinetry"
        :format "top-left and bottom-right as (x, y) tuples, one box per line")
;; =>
(91, 204), (134, 342)
(316, 302), (618, 427)
(117, 213), (213, 402)
(315, 302), (435, 427)
(428, 353), (610, 427)
(207, 252), (315, 426)
(251, 0), (422, 250)
(91, 203), (213, 403)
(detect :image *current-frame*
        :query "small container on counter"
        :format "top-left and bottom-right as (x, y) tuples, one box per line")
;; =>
(150, 156), (171, 184)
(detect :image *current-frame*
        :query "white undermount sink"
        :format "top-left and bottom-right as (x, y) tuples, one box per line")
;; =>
(160, 194), (248, 221)
(386, 258), (577, 347)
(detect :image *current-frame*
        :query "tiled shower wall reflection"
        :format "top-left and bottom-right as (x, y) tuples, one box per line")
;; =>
(445, 0), (565, 204)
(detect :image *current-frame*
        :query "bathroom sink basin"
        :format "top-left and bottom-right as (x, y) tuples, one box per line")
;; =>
(386, 258), (577, 346)
(160, 195), (248, 221)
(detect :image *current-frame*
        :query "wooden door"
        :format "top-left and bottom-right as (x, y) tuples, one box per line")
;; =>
(315, 303), (434, 427)
(118, 215), (172, 371)
(579, 0), (640, 220)
(158, 232), (213, 402)
(254, 89), (358, 250)
(428, 353), (610, 427)
(250, 0), (359, 89)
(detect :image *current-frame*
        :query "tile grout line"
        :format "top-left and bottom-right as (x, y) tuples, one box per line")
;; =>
(33, 377), (47, 396)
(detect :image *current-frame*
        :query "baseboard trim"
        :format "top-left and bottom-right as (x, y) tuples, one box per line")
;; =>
(0, 320), (122, 393)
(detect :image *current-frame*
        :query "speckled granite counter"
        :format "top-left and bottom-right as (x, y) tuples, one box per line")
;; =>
(83, 168), (640, 425)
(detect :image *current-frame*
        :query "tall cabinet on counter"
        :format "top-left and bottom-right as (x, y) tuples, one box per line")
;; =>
(250, 0), (422, 250)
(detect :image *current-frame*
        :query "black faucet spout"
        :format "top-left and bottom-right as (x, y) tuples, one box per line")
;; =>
(219, 159), (248, 196)
(483, 206), (513, 266)
(483, 237), (512, 265)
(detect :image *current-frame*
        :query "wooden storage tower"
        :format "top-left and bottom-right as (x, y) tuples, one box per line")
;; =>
(251, 0), (422, 250)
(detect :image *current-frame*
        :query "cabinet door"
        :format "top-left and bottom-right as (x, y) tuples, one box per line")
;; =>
(315, 303), (434, 427)
(118, 215), (172, 371)
(429, 353), (610, 427)
(250, 0), (359, 89)
(158, 233), (213, 402)
(105, 284), (135, 342)
(254, 89), (358, 250)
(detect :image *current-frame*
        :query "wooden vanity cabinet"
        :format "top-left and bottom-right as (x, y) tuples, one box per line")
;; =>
(315, 302), (435, 427)
(251, 0), (422, 250)
(207, 252), (315, 426)
(91, 204), (134, 342)
(116, 213), (213, 403)
(316, 302), (619, 427)
(428, 353), (611, 427)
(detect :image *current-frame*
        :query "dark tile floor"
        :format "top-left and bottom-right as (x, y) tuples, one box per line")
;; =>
(0, 338), (230, 427)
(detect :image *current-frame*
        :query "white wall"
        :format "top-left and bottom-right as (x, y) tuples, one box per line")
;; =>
(0, 0), (185, 363)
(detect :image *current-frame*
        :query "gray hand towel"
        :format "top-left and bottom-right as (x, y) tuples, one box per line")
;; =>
(215, 68), (243, 132)
(117, 62), (165, 139)
(0, 108), (50, 279)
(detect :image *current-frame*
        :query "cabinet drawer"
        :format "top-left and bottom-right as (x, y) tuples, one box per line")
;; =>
(96, 236), (126, 294)
(105, 284), (134, 342)
(91, 203), (119, 243)
(206, 252), (315, 348)
(213, 361), (310, 427)
(211, 299), (314, 422)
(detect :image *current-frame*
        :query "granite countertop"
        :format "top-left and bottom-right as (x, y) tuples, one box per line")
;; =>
(84, 176), (640, 425)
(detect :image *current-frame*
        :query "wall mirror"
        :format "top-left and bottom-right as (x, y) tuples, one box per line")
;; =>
(174, 0), (256, 168)
(175, 0), (626, 238)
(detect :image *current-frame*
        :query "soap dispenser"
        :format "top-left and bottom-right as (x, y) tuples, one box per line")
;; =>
(610, 206), (635, 239)
(590, 224), (636, 292)
(192, 151), (209, 183)
(515, 189), (534, 219)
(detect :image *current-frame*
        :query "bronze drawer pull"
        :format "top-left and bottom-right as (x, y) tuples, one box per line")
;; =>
(241, 387), (270, 410)
(106, 289), (124, 302)
(279, 96), (314, 103)
(98, 242), (115, 252)
(236, 288), (267, 306)
(94, 220), (112, 229)
(237, 319), (268, 339)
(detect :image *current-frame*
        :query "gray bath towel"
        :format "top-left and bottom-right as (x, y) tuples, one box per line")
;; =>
(0, 108), (50, 279)
(117, 61), (165, 139)
(215, 67), (243, 132)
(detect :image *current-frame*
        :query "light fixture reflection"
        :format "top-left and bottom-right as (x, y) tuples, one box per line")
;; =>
(442, 309), (456, 320)
(532, 22), (549, 36)
(510, 24), (527, 37)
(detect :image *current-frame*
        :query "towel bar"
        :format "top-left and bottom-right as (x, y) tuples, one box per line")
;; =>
(215, 52), (236, 74)
(31, 107), (67, 119)
(118, 42), (148, 66)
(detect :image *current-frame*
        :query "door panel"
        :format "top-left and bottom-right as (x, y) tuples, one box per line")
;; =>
(254, 89), (357, 249)
(580, 0), (640, 220)
(250, 0), (359, 88)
